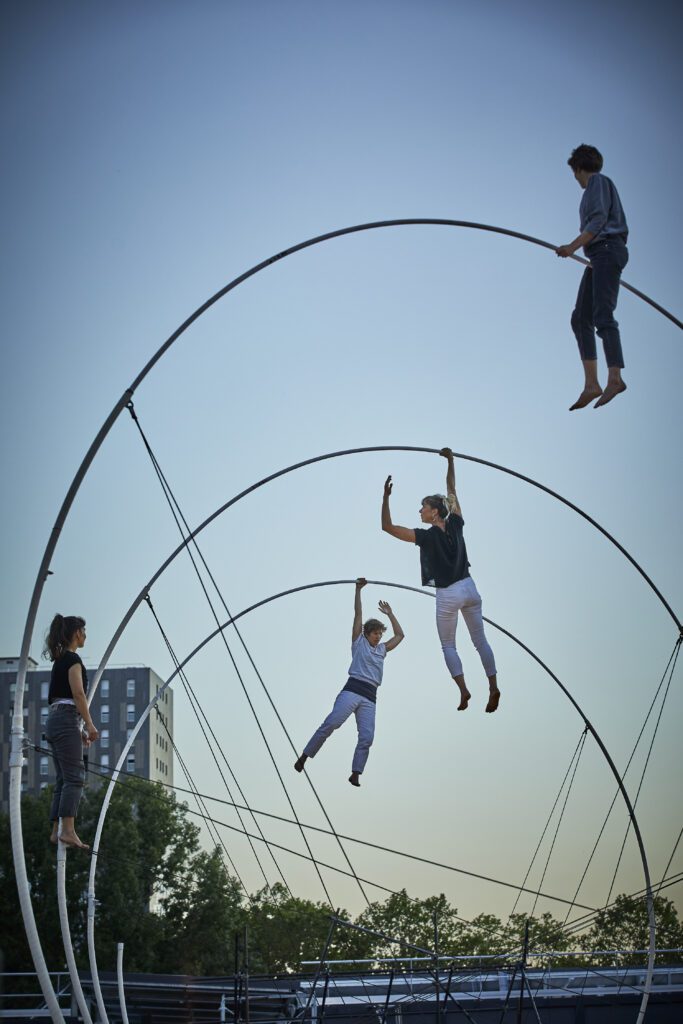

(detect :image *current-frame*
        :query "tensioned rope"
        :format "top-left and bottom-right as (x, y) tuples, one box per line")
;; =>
(508, 728), (588, 919)
(126, 402), (371, 907)
(563, 637), (682, 924)
(144, 591), (289, 895)
(126, 402), (339, 907)
(604, 638), (681, 907)
(27, 739), (601, 915)
(530, 729), (590, 921)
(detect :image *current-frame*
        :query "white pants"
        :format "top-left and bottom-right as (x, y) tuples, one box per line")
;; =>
(436, 576), (497, 679)
(304, 690), (376, 774)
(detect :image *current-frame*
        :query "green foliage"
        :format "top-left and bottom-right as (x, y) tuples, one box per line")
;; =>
(585, 894), (683, 966)
(3, 783), (682, 981)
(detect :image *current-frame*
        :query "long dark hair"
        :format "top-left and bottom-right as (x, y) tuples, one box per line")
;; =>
(43, 614), (85, 661)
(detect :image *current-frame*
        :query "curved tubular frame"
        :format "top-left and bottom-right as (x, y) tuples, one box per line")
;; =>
(56, 844), (93, 1024)
(12, 218), (678, 1014)
(87, 579), (655, 1024)
(87, 446), (679, 712)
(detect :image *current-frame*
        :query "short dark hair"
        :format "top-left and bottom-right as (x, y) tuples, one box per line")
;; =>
(363, 618), (386, 637)
(568, 145), (603, 173)
(422, 494), (449, 520)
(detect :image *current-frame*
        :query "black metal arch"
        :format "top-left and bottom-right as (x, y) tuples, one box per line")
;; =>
(13, 217), (676, 1022)
(89, 445), (679, 693)
(89, 578), (656, 1024)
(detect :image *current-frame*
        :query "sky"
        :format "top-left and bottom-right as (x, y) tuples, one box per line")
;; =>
(1, 0), (681, 937)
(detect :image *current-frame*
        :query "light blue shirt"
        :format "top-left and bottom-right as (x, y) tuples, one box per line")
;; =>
(348, 634), (386, 687)
(579, 173), (628, 246)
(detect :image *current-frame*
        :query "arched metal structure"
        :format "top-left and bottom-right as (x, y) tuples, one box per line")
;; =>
(10, 219), (679, 1021)
(86, 579), (657, 1024)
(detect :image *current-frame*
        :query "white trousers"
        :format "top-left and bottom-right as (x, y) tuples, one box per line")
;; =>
(304, 690), (376, 774)
(435, 576), (497, 679)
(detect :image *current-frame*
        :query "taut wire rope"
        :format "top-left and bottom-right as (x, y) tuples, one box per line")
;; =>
(508, 728), (588, 919)
(604, 637), (681, 907)
(143, 591), (288, 894)
(126, 402), (372, 906)
(125, 402), (338, 907)
(529, 729), (589, 920)
(563, 637), (682, 924)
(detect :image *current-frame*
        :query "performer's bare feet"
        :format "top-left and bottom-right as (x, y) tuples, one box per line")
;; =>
(294, 754), (308, 773)
(50, 826), (59, 845)
(594, 380), (626, 408)
(570, 384), (603, 410)
(485, 688), (501, 713)
(349, 772), (361, 787)
(457, 690), (471, 711)
(58, 831), (90, 850)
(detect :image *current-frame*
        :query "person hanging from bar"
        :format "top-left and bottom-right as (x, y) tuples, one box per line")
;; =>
(381, 447), (500, 713)
(44, 614), (99, 849)
(294, 579), (404, 787)
(556, 144), (629, 410)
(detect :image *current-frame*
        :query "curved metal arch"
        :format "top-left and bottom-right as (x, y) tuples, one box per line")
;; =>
(12, 217), (678, 1018)
(86, 579), (655, 1024)
(87, 445), (679, 708)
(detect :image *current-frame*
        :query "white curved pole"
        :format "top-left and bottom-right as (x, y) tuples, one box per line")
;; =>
(116, 943), (130, 1024)
(86, 703), (155, 1023)
(9, 683), (66, 1023)
(56, 842), (93, 1024)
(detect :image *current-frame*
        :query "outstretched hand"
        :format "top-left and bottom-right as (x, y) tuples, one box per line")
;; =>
(555, 245), (573, 258)
(356, 577), (367, 589)
(383, 475), (393, 498)
(439, 447), (454, 459)
(378, 600), (393, 615)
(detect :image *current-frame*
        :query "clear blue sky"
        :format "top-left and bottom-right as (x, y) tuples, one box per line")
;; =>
(1, 0), (681, 927)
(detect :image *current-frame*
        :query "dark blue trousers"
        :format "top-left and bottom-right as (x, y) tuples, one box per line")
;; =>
(571, 238), (628, 368)
(46, 704), (85, 820)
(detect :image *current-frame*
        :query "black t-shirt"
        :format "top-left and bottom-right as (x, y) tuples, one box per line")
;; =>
(49, 652), (88, 703)
(414, 513), (471, 588)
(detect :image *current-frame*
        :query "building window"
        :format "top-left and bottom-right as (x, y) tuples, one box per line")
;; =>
(126, 679), (135, 698)
(41, 707), (49, 726)
(126, 753), (135, 774)
(9, 682), (16, 697)
(101, 705), (109, 723)
(40, 782), (48, 791)
(156, 757), (159, 770)
(101, 754), (109, 772)
(101, 729), (109, 749)
(126, 704), (135, 724)
(40, 756), (49, 776)
(127, 729), (133, 741)
(101, 679), (109, 698)
(41, 682), (49, 701)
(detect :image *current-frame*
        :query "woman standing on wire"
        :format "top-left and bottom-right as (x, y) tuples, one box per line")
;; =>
(382, 448), (500, 713)
(44, 614), (98, 849)
(294, 579), (404, 787)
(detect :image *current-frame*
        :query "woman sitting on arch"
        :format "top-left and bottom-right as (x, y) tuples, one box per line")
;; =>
(381, 447), (500, 713)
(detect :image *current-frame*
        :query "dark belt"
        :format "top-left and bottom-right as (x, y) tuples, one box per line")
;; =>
(343, 677), (378, 703)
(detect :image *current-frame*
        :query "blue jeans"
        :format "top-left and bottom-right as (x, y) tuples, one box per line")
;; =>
(571, 238), (628, 368)
(46, 704), (85, 820)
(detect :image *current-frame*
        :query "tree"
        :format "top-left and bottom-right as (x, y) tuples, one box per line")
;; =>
(585, 894), (683, 966)
(355, 889), (468, 962)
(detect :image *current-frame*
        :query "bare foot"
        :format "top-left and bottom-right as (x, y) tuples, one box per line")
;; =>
(294, 755), (307, 773)
(457, 690), (472, 711)
(50, 830), (59, 845)
(349, 772), (361, 787)
(59, 833), (90, 850)
(570, 384), (603, 410)
(485, 688), (500, 713)
(594, 380), (627, 408)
